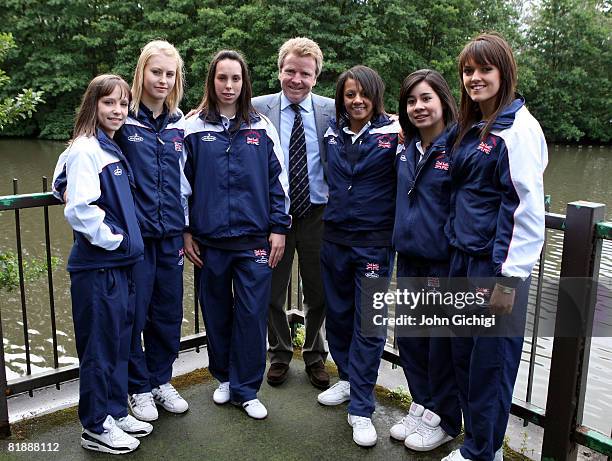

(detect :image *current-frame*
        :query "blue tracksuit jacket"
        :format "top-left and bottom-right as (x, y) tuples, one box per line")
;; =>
(446, 97), (548, 284)
(183, 110), (291, 249)
(53, 130), (144, 271)
(322, 114), (400, 247)
(115, 104), (189, 237)
(393, 127), (455, 260)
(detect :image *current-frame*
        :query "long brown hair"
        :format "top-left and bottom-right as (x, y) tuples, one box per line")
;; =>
(398, 69), (457, 141)
(454, 32), (517, 149)
(73, 74), (130, 139)
(195, 50), (254, 125)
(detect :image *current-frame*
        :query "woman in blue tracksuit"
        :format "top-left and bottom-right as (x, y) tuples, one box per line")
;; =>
(52, 74), (150, 454)
(390, 69), (462, 452)
(182, 50), (290, 420)
(316, 65), (399, 447)
(114, 40), (190, 422)
(442, 33), (548, 461)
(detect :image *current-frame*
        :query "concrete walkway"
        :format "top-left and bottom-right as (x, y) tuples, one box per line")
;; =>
(3, 348), (607, 461)
(2, 357), (468, 461)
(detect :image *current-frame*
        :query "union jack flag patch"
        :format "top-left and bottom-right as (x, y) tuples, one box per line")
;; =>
(377, 135), (392, 149)
(434, 160), (449, 170)
(174, 141), (183, 152)
(477, 142), (492, 154)
(426, 277), (440, 288)
(254, 249), (268, 264)
(245, 130), (261, 146)
(365, 262), (380, 278)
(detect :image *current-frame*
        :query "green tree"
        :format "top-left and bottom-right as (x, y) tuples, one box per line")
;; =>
(1, 0), (607, 143)
(0, 32), (43, 130)
(523, 0), (611, 142)
(0, 32), (53, 291)
(0, 0), (143, 139)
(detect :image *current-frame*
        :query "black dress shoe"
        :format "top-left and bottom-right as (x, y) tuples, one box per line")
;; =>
(267, 362), (290, 386)
(305, 360), (330, 389)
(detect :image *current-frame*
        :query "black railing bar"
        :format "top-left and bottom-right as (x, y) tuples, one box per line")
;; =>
(511, 397), (547, 427)
(12, 179), (33, 396)
(6, 333), (208, 397)
(6, 365), (79, 397)
(525, 208), (551, 425)
(0, 192), (60, 211)
(178, 332), (207, 352)
(42, 177), (60, 389)
(525, 248), (546, 410)
(0, 294), (10, 436)
(545, 212), (566, 230)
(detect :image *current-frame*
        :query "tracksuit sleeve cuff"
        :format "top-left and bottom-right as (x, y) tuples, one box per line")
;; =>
(496, 276), (520, 289)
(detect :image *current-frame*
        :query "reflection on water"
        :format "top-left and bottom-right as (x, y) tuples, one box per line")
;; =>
(1, 140), (611, 433)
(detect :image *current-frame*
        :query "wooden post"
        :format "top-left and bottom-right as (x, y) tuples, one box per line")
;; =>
(541, 201), (605, 460)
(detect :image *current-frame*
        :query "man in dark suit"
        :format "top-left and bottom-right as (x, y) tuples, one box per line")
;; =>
(252, 37), (335, 389)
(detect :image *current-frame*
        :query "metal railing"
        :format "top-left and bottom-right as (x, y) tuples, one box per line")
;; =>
(0, 182), (611, 460)
(0, 178), (207, 437)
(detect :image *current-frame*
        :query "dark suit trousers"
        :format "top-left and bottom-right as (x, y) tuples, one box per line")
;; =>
(268, 206), (328, 366)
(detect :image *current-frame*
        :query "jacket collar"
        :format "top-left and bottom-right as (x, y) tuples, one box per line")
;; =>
(97, 128), (135, 187)
(131, 103), (181, 127)
(331, 113), (393, 132)
(474, 95), (525, 131)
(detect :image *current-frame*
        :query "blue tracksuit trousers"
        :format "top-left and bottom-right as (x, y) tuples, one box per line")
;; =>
(71, 267), (135, 433)
(198, 245), (272, 403)
(449, 249), (529, 461)
(128, 235), (184, 393)
(395, 255), (462, 437)
(321, 240), (394, 418)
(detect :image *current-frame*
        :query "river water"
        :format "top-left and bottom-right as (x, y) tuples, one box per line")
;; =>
(0, 139), (610, 434)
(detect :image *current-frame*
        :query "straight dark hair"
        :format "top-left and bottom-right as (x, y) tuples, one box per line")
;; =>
(398, 69), (457, 141)
(335, 65), (385, 127)
(195, 49), (254, 125)
(73, 74), (130, 139)
(454, 32), (517, 149)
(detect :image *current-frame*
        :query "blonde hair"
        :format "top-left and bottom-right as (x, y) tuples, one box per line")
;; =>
(277, 37), (324, 77)
(73, 74), (130, 139)
(130, 40), (184, 114)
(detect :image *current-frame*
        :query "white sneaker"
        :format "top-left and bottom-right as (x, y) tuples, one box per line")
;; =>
(241, 399), (268, 419)
(213, 381), (230, 404)
(495, 447), (504, 461)
(114, 414), (153, 438)
(404, 409), (453, 451)
(442, 448), (473, 461)
(347, 414), (377, 447)
(317, 380), (350, 405)
(81, 415), (140, 454)
(152, 383), (189, 414)
(128, 392), (158, 421)
(389, 402), (425, 441)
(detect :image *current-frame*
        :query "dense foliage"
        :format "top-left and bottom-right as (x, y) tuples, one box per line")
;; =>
(0, 32), (43, 130)
(0, 0), (609, 143)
